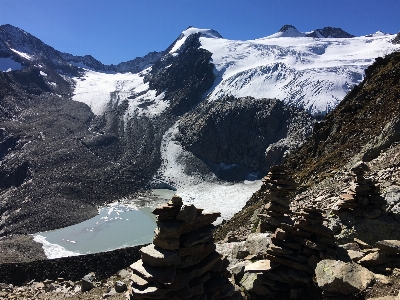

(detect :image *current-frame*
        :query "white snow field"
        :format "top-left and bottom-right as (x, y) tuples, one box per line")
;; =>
(72, 68), (169, 117)
(197, 29), (399, 114)
(74, 27), (400, 117)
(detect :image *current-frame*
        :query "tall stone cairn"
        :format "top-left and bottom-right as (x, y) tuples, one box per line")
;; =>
(257, 165), (296, 233)
(243, 208), (337, 295)
(237, 165), (338, 295)
(336, 162), (386, 218)
(128, 195), (236, 299)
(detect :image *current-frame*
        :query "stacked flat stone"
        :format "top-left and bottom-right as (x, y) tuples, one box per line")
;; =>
(266, 208), (336, 286)
(337, 162), (385, 218)
(128, 196), (235, 299)
(243, 208), (337, 295)
(257, 165), (296, 233)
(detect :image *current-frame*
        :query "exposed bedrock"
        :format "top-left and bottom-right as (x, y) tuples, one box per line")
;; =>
(177, 96), (315, 181)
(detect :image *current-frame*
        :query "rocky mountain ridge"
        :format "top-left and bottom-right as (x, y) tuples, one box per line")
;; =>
(0, 24), (163, 74)
(278, 24), (355, 38)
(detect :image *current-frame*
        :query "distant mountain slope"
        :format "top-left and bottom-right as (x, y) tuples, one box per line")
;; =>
(0, 24), (162, 74)
(215, 50), (400, 242)
(197, 26), (399, 115)
(286, 51), (400, 184)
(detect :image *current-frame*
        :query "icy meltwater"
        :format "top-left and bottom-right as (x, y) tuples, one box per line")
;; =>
(33, 189), (176, 258)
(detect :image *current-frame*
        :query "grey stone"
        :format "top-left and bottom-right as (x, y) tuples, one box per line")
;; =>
(315, 259), (375, 295)
(383, 185), (400, 215)
(176, 205), (198, 222)
(141, 244), (181, 267)
(81, 272), (95, 292)
(114, 281), (127, 293)
(346, 249), (365, 262)
(130, 259), (176, 284)
(216, 241), (247, 261)
(240, 272), (273, 296)
(102, 288), (117, 298)
(376, 240), (400, 255)
(244, 259), (278, 273)
(153, 236), (180, 250)
(180, 224), (215, 248)
(358, 251), (389, 267)
(117, 269), (131, 279)
(229, 261), (251, 282)
(245, 233), (271, 255)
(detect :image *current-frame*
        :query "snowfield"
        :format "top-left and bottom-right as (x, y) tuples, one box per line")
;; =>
(197, 30), (400, 114)
(72, 68), (169, 117)
(74, 28), (400, 116)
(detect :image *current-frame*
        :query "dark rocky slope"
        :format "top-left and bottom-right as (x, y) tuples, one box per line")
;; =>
(177, 96), (314, 181)
(0, 31), (217, 237)
(0, 67), (153, 236)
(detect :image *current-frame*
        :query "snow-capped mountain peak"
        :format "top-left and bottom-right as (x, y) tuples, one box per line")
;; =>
(267, 24), (306, 38)
(169, 27), (222, 53)
(365, 31), (392, 37)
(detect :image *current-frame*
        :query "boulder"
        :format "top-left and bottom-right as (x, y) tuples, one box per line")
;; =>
(245, 233), (271, 255)
(315, 259), (375, 295)
(358, 251), (389, 267)
(81, 272), (95, 292)
(114, 281), (127, 293)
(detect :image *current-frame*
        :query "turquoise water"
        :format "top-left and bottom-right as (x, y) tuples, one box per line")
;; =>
(33, 189), (175, 258)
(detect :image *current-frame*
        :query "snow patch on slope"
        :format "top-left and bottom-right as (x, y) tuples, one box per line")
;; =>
(72, 69), (169, 117)
(10, 48), (32, 60)
(154, 122), (262, 222)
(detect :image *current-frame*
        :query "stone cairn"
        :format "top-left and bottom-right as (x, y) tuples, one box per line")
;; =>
(257, 165), (296, 233)
(336, 162), (386, 218)
(128, 195), (235, 299)
(264, 208), (336, 289)
(242, 166), (337, 296)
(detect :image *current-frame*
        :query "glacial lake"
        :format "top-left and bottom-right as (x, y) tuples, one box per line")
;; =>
(33, 189), (176, 258)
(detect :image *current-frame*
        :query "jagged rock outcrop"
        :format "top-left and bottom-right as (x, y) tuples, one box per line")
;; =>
(392, 32), (400, 44)
(128, 196), (236, 299)
(306, 26), (355, 38)
(144, 32), (215, 116)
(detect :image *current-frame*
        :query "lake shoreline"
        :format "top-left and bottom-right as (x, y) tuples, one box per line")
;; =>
(0, 189), (176, 264)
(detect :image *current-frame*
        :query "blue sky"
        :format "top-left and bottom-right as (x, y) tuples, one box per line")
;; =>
(0, 0), (399, 64)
